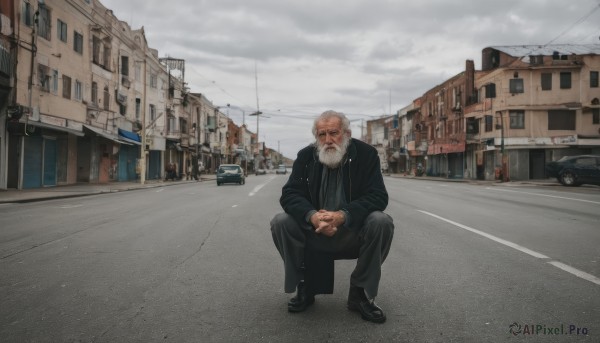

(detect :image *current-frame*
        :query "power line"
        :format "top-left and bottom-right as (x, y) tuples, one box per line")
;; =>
(543, 2), (600, 46)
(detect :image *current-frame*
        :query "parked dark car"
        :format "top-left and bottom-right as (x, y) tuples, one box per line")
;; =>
(545, 155), (600, 186)
(216, 164), (245, 186)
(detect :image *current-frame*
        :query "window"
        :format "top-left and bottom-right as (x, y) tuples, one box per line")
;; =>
(591, 71), (599, 88)
(57, 19), (67, 42)
(23, 2), (32, 27)
(135, 63), (141, 81)
(74, 80), (82, 101)
(103, 86), (110, 110)
(91, 81), (98, 105)
(593, 109), (599, 124)
(179, 118), (187, 133)
(103, 45), (111, 70)
(136, 99), (141, 120)
(62, 75), (71, 99)
(509, 78), (524, 93)
(485, 115), (493, 132)
(509, 110), (525, 129)
(92, 36), (101, 65)
(548, 110), (575, 130)
(541, 73), (552, 91)
(37, 64), (50, 92)
(150, 104), (156, 121)
(121, 56), (129, 76)
(575, 157), (596, 167)
(74, 32), (83, 54)
(150, 74), (157, 88)
(51, 69), (58, 93)
(92, 35), (111, 70)
(119, 103), (126, 115)
(38, 5), (51, 41)
(560, 72), (571, 89)
(168, 116), (176, 133)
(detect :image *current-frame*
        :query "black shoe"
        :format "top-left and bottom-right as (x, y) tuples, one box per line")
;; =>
(288, 281), (315, 312)
(347, 285), (386, 323)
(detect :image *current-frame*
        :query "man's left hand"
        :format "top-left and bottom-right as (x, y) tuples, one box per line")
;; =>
(314, 210), (345, 236)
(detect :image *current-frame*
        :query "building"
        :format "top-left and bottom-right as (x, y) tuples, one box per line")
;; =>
(464, 45), (600, 181)
(365, 115), (395, 173)
(419, 66), (468, 178)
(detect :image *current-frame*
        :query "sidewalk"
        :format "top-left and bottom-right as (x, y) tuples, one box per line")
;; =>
(0, 175), (216, 204)
(0, 174), (572, 204)
(387, 173), (563, 187)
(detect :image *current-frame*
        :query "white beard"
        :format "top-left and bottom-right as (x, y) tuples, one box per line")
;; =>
(317, 137), (350, 168)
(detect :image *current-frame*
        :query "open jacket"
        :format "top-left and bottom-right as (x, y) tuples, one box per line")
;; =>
(280, 138), (388, 232)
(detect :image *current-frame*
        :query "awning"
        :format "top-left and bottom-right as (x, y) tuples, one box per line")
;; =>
(26, 120), (84, 136)
(118, 128), (141, 145)
(83, 125), (131, 145)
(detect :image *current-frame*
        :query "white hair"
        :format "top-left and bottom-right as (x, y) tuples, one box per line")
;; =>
(311, 110), (351, 139)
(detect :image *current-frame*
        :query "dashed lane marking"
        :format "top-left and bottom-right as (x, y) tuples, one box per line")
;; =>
(249, 176), (276, 197)
(418, 210), (600, 286)
(485, 187), (600, 205)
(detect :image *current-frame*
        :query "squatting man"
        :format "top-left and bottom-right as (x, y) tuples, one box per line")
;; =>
(271, 110), (394, 323)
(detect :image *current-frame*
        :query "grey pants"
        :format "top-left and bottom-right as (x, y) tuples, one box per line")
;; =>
(271, 211), (394, 299)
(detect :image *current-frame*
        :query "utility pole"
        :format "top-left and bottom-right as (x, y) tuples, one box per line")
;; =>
(27, 4), (41, 123)
(140, 48), (147, 185)
(195, 94), (201, 181)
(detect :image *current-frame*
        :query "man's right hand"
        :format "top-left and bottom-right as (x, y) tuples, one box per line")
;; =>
(310, 211), (338, 237)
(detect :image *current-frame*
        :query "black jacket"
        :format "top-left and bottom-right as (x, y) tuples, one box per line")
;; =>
(280, 138), (388, 232)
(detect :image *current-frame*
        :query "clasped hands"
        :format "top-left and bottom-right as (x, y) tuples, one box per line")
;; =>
(310, 210), (345, 237)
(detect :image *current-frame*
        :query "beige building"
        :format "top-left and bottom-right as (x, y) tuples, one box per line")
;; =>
(0, 0), (197, 189)
(465, 45), (600, 181)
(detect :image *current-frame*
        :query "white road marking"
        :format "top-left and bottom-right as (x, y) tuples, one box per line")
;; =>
(486, 187), (600, 205)
(418, 210), (600, 286)
(548, 261), (600, 286)
(249, 176), (276, 197)
(232, 205), (238, 208)
(60, 205), (83, 209)
(418, 210), (549, 259)
(156, 188), (164, 193)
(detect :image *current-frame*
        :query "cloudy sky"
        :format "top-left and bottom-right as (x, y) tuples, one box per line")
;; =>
(100, 0), (600, 158)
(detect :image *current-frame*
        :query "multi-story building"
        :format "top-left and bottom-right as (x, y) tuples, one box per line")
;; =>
(419, 65), (469, 178)
(396, 102), (416, 173)
(0, 0), (15, 189)
(402, 45), (600, 180)
(365, 113), (405, 174)
(1, 0), (179, 189)
(464, 45), (600, 181)
(0, 0), (279, 189)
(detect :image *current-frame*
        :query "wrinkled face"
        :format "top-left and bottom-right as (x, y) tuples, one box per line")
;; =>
(316, 117), (345, 148)
(315, 117), (350, 168)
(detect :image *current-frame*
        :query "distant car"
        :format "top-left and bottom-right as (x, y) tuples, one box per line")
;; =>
(216, 164), (245, 186)
(255, 168), (266, 176)
(276, 165), (287, 175)
(545, 155), (600, 186)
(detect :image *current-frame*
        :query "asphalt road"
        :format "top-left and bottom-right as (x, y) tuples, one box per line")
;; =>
(0, 175), (598, 342)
